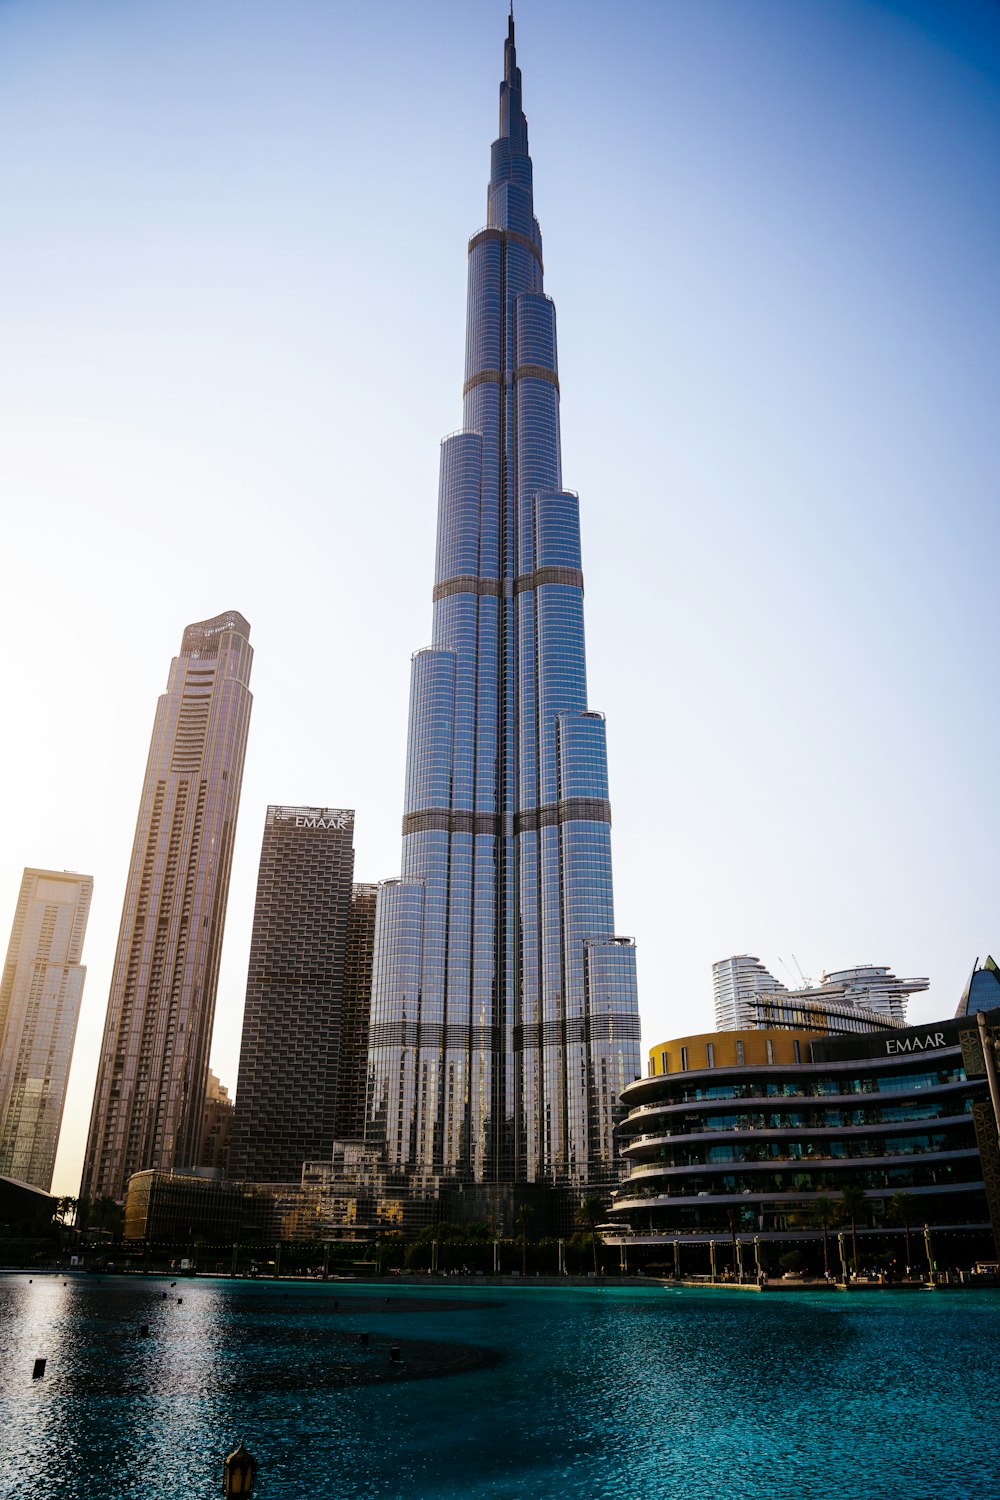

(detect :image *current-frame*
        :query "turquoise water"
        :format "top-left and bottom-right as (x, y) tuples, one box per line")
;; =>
(2, 1275), (999, 1499)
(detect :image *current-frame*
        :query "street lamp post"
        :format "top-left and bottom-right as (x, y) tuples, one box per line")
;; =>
(923, 1223), (934, 1285)
(837, 1231), (847, 1285)
(978, 1012), (1000, 1138)
(709, 1239), (716, 1283)
(223, 1442), (258, 1497)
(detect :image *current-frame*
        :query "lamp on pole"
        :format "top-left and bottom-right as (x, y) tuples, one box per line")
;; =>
(978, 1011), (1000, 1138)
(223, 1442), (258, 1497)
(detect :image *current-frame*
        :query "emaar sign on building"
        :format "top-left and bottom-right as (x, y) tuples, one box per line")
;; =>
(270, 805), (354, 832)
(885, 1031), (947, 1055)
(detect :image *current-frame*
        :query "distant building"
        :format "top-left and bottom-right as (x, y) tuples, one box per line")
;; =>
(0, 869), (93, 1190)
(123, 1169), (264, 1244)
(81, 611), (253, 1203)
(335, 883), (378, 1143)
(713, 955), (926, 1035)
(230, 807), (374, 1184)
(712, 955), (787, 1031)
(199, 1069), (233, 1174)
(956, 955), (1000, 1018)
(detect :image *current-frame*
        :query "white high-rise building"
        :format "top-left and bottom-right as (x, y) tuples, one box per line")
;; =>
(713, 955), (927, 1035)
(712, 955), (787, 1031)
(0, 868), (93, 1190)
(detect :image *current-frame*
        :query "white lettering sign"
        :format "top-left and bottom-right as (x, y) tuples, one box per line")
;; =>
(885, 1031), (947, 1055)
(294, 815), (351, 831)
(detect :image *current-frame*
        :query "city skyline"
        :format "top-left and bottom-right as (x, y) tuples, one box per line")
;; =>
(0, 0), (997, 1197)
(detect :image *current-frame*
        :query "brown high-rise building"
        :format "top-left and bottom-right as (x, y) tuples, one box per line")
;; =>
(81, 611), (253, 1203)
(199, 1068), (234, 1174)
(230, 807), (375, 1184)
(0, 868), (93, 1190)
(336, 881), (378, 1143)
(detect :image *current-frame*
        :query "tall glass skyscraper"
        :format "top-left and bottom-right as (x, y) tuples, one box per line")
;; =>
(81, 611), (253, 1203)
(366, 18), (641, 1219)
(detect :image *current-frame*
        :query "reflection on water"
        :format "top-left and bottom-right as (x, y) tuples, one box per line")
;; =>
(2, 1276), (999, 1499)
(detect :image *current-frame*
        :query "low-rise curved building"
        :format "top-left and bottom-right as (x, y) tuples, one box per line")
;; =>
(610, 1020), (1000, 1275)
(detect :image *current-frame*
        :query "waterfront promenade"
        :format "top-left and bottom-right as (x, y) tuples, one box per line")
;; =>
(3, 1272), (999, 1499)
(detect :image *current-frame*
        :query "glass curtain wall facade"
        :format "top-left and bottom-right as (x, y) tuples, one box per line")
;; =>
(81, 612), (253, 1203)
(611, 1020), (998, 1267)
(0, 868), (93, 1190)
(366, 19), (641, 1212)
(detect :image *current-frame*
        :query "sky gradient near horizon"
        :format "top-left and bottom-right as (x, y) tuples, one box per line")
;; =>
(1, 0), (998, 1197)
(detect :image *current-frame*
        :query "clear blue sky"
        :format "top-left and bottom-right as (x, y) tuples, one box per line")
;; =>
(0, 0), (997, 1195)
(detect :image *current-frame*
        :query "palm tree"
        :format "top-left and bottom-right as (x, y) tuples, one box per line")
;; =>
(887, 1191), (916, 1273)
(576, 1194), (604, 1276)
(802, 1196), (838, 1277)
(516, 1204), (533, 1277)
(92, 1196), (122, 1241)
(839, 1185), (868, 1277)
(53, 1196), (77, 1252)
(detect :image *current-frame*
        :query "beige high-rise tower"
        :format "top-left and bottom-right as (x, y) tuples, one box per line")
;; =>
(0, 868), (93, 1190)
(81, 611), (253, 1203)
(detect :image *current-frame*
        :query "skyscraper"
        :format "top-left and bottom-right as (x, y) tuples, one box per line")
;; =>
(229, 805), (360, 1184)
(0, 868), (93, 1190)
(336, 881), (378, 1144)
(365, 18), (641, 1222)
(713, 955), (787, 1031)
(713, 953), (926, 1034)
(956, 955), (1000, 1018)
(81, 611), (252, 1202)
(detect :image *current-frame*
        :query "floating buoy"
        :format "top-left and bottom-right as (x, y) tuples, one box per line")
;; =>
(32, 1358), (46, 1379)
(389, 1346), (401, 1363)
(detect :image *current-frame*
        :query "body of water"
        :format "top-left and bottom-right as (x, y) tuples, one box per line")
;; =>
(1, 1275), (998, 1499)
